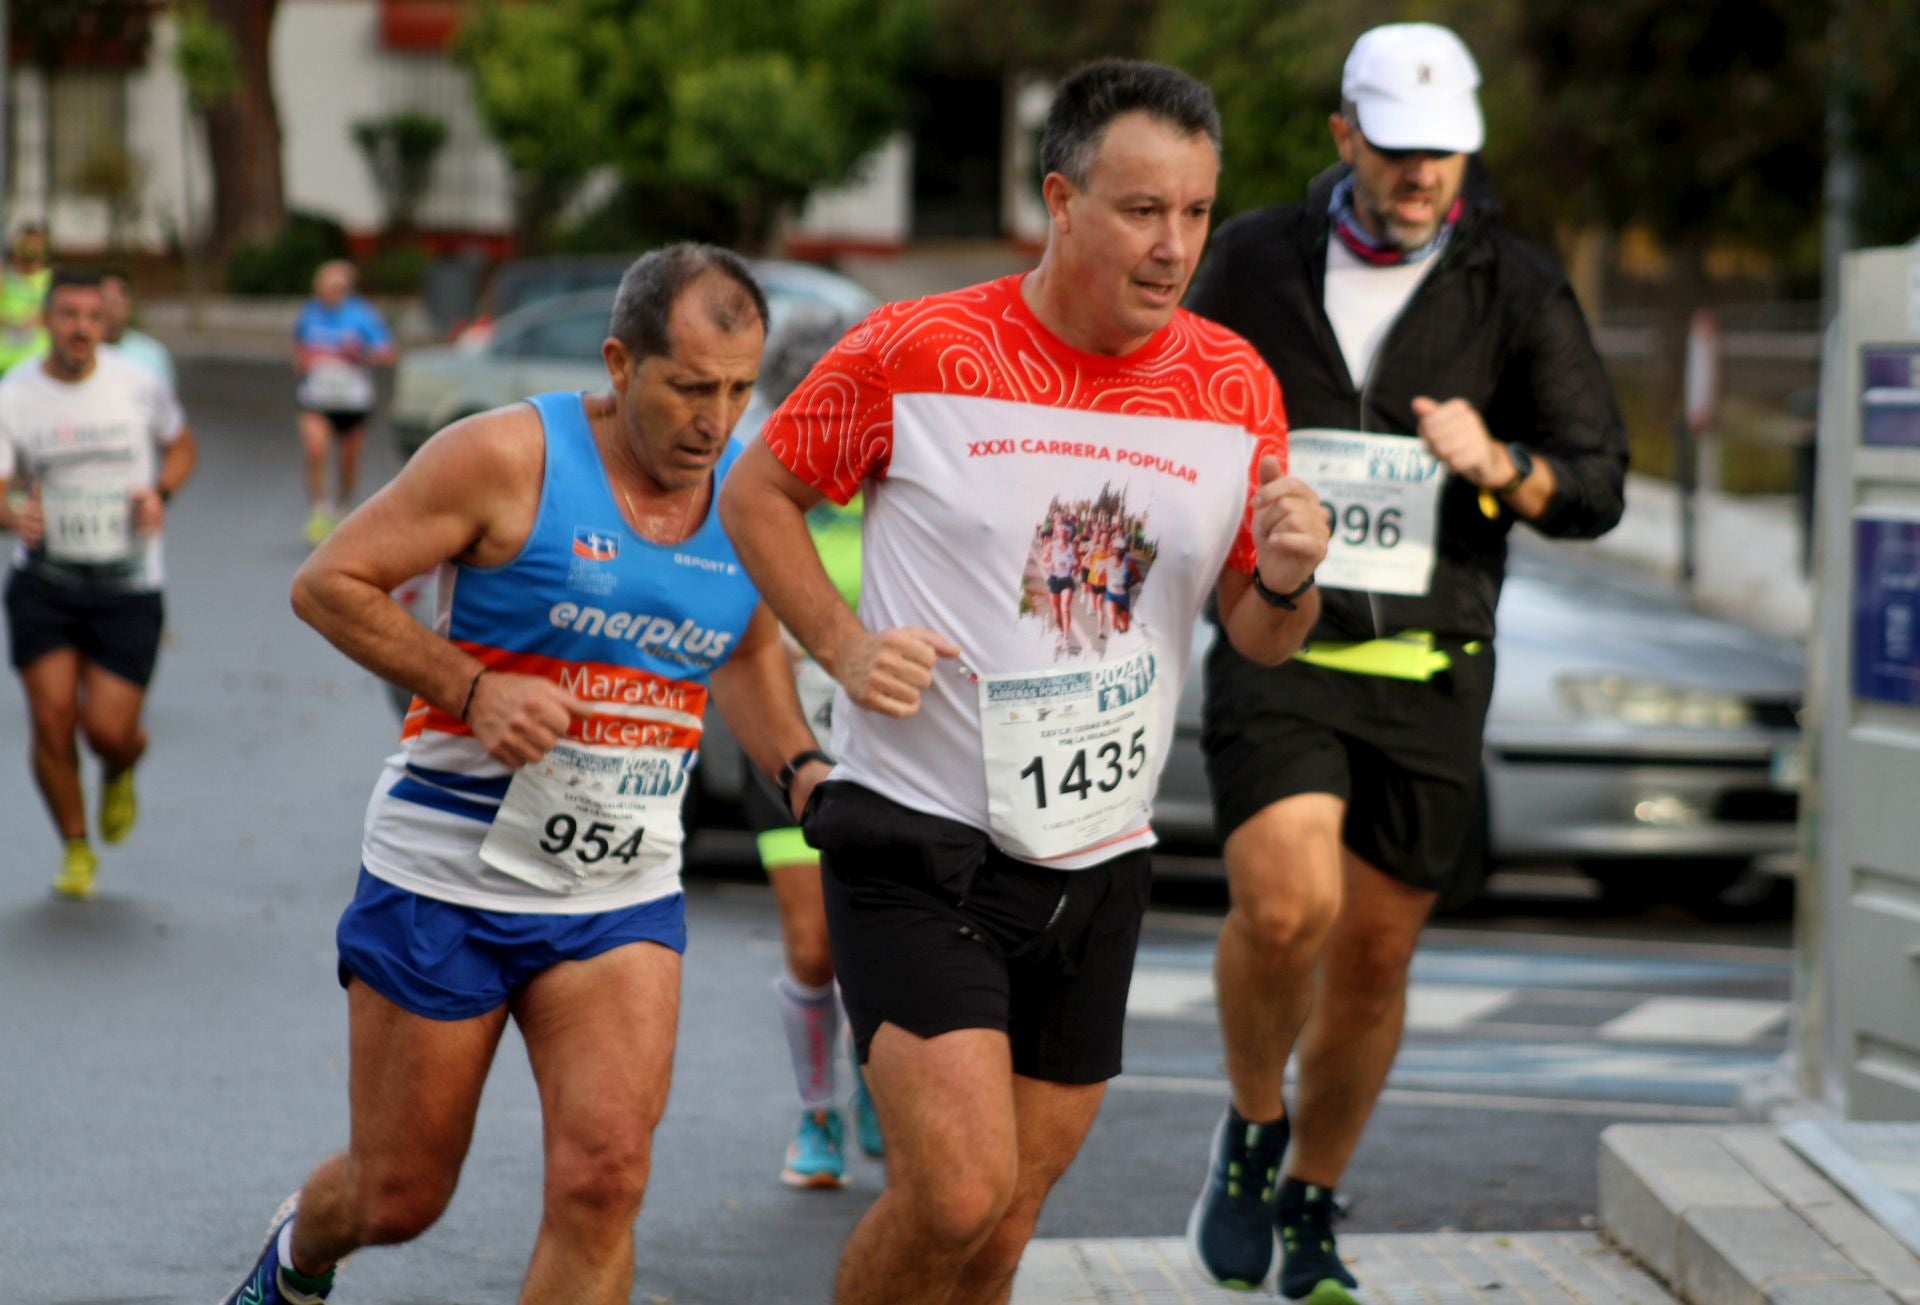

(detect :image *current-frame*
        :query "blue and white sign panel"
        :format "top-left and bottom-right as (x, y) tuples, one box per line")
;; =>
(1854, 513), (1920, 708)
(1862, 347), (1920, 448)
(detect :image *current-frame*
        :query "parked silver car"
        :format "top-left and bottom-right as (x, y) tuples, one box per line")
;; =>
(699, 544), (1803, 905)
(391, 259), (880, 459)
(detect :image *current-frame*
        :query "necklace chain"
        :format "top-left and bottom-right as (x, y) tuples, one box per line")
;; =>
(619, 478), (700, 542)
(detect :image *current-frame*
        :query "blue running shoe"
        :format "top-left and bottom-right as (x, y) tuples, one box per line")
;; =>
(849, 1072), (884, 1159)
(220, 1193), (335, 1304)
(1186, 1106), (1289, 1291)
(781, 1109), (847, 1189)
(1277, 1181), (1364, 1303)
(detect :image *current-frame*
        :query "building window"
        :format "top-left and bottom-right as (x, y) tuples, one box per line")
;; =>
(50, 72), (130, 197)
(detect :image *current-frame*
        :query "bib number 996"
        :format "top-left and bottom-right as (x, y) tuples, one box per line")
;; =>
(1321, 500), (1403, 550)
(537, 814), (646, 866)
(1016, 728), (1146, 810)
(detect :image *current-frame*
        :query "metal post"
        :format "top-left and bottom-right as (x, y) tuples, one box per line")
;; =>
(0, 0), (11, 236)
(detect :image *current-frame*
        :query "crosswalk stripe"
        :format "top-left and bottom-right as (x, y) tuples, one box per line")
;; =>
(1597, 996), (1788, 1045)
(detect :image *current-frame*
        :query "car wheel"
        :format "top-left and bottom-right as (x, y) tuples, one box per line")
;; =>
(1581, 858), (1748, 913)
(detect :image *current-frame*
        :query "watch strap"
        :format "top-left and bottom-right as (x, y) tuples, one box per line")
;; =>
(778, 748), (835, 795)
(1251, 568), (1315, 611)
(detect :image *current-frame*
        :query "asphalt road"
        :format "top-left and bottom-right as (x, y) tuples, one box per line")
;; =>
(0, 359), (1792, 1303)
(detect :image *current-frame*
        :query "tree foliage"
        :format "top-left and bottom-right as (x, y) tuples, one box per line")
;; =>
(930, 0), (1158, 74)
(457, 0), (931, 249)
(1841, 0), (1920, 248)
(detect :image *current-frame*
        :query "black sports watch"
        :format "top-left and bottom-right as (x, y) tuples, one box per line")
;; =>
(1251, 568), (1316, 611)
(1494, 442), (1535, 495)
(777, 748), (834, 799)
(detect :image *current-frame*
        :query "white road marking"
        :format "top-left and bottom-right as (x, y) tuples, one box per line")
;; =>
(1126, 969), (1515, 1032)
(1110, 1073), (1734, 1120)
(1597, 996), (1787, 1045)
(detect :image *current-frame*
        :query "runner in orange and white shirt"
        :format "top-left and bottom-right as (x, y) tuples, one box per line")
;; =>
(720, 60), (1330, 1305)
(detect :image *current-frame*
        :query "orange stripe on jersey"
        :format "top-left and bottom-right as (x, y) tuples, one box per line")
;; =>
(399, 643), (709, 748)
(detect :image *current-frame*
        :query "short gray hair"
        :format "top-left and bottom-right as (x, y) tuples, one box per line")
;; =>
(1039, 60), (1221, 189)
(609, 242), (769, 363)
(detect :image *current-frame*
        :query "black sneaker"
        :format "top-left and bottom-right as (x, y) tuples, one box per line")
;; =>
(1276, 1180), (1363, 1303)
(1185, 1106), (1289, 1290)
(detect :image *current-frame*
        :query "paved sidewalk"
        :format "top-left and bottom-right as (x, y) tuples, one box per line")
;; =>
(1013, 1232), (1679, 1303)
(1601, 1124), (1920, 1304)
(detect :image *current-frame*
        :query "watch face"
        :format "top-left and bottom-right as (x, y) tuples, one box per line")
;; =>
(1510, 443), (1534, 476)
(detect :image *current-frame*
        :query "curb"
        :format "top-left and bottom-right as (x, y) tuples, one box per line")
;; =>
(1599, 1124), (1920, 1304)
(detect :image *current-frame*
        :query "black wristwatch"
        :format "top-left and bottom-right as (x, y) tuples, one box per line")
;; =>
(778, 748), (834, 799)
(1251, 568), (1316, 611)
(1494, 442), (1535, 495)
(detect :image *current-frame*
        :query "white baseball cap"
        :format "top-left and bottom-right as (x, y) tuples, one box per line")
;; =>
(1341, 22), (1484, 155)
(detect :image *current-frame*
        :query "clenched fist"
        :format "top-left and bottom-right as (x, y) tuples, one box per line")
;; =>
(1412, 396), (1512, 488)
(1251, 456), (1329, 597)
(829, 626), (961, 720)
(466, 671), (593, 767)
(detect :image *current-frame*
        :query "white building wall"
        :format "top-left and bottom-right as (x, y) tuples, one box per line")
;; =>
(1004, 75), (1052, 246)
(790, 133), (911, 248)
(275, 0), (512, 237)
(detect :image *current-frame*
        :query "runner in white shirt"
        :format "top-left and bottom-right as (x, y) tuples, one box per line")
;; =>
(0, 267), (197, 899)
(721, 60), (1330, 1305)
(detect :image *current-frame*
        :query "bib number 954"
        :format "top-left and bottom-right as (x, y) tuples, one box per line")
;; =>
(537, 814), (646, 866)
(1016, 728), (1146, 810)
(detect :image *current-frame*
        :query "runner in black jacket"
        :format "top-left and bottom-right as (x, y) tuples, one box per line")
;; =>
(1183, 23), (1628, 1304)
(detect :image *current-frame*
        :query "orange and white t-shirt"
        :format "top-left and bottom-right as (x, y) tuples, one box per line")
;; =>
(761, 273), (1286, 868)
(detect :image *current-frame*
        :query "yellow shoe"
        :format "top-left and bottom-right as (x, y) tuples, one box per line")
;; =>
(53, 839), (98, 900)
(303, 507), (336, 546)
(101, 768), (138, 844)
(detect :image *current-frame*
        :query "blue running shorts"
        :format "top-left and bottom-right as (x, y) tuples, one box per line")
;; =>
(335, 867), (688, 1021)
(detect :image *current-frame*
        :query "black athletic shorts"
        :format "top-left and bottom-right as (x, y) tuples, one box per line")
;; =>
(305, 408), (372, 436)
(5, 566), (165, 687)
(1201, 633), (1494, 896)
(803, 779), (1152, 1084)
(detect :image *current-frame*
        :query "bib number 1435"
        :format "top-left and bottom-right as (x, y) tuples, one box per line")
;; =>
(1017, 728), (1146, 809)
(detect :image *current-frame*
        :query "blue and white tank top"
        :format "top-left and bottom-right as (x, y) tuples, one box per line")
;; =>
(360, 391), (760, 913)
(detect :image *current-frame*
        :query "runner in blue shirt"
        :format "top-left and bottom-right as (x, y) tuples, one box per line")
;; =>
(293, 260), (394, 544)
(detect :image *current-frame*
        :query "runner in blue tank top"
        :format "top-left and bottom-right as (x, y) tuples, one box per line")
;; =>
(219, 245), (833, 1305)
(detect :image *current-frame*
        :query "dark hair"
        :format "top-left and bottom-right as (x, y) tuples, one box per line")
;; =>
(1039, 60), (1221, 188)
(609, 242), (769, 363)
(45, 265), (104, 307)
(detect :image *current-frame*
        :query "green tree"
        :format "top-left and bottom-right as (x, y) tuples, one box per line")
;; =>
(1841, 0), (1920, 247)
(457, 0), (931, 250)
(1153, 0), (1413, 220)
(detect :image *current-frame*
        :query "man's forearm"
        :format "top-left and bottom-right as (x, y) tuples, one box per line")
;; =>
(720, 475), (864, 674)
(710, 639), (822, 784)
(291, 570), (480, 714)
(1219, 575), (1320, 667)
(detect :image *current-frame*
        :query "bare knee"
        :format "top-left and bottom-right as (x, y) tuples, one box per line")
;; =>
(546, 1129), (655, 1225)
(350, 1162), (458, 1246)
(81, 716), (142, 763)
(1223, 803), (1345, 955)
(29, 711), (79, 762)
(898, 1158), (1016, 1255)
(1325, 927), (1419, 1010)
(966, 1197), (1043, 1284)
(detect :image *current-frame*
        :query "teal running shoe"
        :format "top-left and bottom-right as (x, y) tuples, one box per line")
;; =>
(1277, 1181), (1364, 1303)
(1186, 1106), (1288, 1291)
(220, 1193), (336, 1304)
(850, 1078), (884, 1159)
(780, 1109), (847, 1189)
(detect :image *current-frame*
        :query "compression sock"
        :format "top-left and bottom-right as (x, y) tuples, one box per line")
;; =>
(775, 969), (840, 1110)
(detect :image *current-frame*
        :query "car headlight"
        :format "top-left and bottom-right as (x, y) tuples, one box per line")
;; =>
(1557, 675), (1756, 729)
